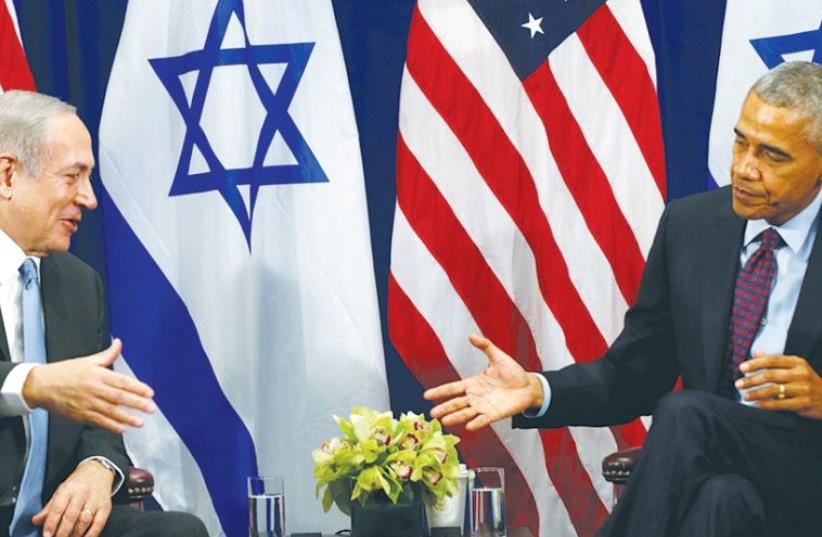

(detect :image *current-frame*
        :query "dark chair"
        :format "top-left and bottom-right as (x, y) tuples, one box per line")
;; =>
(601, 446), (641, 504)
(127, 467), (155, 511)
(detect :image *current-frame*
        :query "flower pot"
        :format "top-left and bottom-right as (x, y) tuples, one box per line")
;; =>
(350, 485), (427, 537)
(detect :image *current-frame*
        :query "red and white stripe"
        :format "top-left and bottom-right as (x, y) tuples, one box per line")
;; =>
(0, 0), (35, 92)
(389, 0), (665, 535)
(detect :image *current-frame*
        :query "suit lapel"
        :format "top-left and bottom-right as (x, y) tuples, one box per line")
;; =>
(39, 256), (69, 364)
(700, 198), (745, 391)
(785, 212), (822, 359)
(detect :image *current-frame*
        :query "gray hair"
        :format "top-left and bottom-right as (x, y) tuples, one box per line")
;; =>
(0, 90), (76, 175)
(751, 61), (822, 153)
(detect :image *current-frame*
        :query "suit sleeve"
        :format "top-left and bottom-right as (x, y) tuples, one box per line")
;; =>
(514, 202), (680, 428)
(72, 271), (131, 499)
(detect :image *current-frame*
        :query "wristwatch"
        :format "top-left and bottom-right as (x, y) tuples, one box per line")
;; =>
(87, 457), (119, 476)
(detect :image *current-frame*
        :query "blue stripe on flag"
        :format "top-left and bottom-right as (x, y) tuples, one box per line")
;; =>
(641, 0), (725, 199)
(101, 187), (258, 537)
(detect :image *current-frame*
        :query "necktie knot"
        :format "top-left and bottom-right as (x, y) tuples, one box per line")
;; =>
(757, 228), (782, 252)
(18, 258), (39, 290)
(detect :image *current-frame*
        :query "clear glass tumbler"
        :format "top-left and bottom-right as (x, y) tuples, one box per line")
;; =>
(248, 475), (285, 537)
(471, 467), (505, 536)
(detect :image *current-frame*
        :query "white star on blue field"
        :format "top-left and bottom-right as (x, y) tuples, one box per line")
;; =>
(150, 0), (328, 249)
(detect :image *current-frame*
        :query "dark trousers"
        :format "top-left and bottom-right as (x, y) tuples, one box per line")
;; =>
(0, 505), (206, 537)
(598, 390), (822, 537)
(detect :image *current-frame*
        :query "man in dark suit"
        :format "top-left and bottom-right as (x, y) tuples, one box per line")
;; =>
(425, 61), (822, 536)
(0, 91), (206, 537)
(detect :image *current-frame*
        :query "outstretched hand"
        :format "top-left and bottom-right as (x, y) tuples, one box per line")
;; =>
(424, 335), (544, 431)
(22, 339), (156, 433)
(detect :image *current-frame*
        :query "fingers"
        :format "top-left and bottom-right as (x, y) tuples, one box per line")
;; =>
(740, 354), (804, 373)
(69, 505), (94, 537)
(424, 380), (467, 402)
(469, 334), (501, 364)
(468, 334), (490, 350)
(55, 495), (83, 537)
(429, 395), (470, 418)
(440, 406), (479, 427)
(752, 395), (811, 413)
(41, 491), (70, 537)
(735, 369), (794, 390)
(89, 339), (123, 367)
(31, 503), (48, 526)
(87, 340), (155, 400)
(97, 370), (156, 411)
(102, 368), (155, 399)
(86, 507), (110, 537)
(465, 413), (492, 431)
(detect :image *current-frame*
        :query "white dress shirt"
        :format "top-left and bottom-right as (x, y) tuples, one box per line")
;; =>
(0, 228), (123, 494)
(0, 228), (38, 415)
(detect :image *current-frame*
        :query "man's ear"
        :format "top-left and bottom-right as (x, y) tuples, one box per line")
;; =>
(0, 154), (18, 200)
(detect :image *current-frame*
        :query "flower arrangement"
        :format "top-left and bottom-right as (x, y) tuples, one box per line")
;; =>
(312, 407), (461, 514)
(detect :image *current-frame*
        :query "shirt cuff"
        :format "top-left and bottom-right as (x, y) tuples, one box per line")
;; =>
(521, 373), (552, 419)
(0, 363), (38, 416)
(79, 457), (125, 497)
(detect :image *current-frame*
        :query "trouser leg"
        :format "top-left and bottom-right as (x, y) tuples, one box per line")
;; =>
(0, 505), (11, 537)
(597, 390), (822, 537)
(676, 473), (765, 537)
(100, 505), (208, 537)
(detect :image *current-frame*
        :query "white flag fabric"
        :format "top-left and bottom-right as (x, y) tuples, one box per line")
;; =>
(99, 0), (389, 535)
(708, 0), (822, 187)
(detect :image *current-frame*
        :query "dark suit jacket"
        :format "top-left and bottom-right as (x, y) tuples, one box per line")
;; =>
(514, 186), (822, 429)
(0, 252), (130, 505)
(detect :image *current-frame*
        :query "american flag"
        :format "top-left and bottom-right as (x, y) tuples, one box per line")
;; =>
(388, 1), (665, 535)
(0, 0), (34, 92)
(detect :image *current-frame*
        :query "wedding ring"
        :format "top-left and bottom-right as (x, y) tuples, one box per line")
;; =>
(777, 384), (786, 400)
(82, 508), (94, 518)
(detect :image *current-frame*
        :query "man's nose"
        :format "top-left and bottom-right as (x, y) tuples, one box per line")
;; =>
(732, 151), (761, 181)
(77, 176), (98, 210)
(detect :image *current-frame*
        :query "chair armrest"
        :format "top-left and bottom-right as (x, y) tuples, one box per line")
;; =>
(127, 467), (154, 502)
(602, 446), (642, 485)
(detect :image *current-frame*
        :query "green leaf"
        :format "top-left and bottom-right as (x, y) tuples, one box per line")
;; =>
(321, 487), (334, 513)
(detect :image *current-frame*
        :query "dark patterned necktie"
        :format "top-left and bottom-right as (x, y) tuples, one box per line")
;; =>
(725, 228), (782, 387)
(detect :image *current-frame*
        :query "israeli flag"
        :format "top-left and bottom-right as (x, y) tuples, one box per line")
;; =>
(707, 0), (821, 187)
(99, 1), (389, 535)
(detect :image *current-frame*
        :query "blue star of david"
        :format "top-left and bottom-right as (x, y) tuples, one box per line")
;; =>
(750, 20), (821, 69)
(149, 0), (328, 249)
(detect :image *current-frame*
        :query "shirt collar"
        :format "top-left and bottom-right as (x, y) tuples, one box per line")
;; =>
(0, 228), (41, 286)
(744, 188), (822, 253)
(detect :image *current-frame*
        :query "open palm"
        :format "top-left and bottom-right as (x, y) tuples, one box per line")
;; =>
(425, 335), (543, 431)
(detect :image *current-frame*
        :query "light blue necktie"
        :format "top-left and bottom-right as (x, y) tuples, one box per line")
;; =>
(9, 258), (48, 537)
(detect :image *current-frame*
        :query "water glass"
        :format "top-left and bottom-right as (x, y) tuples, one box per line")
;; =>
(248, 475), (285, 537)
(471, 467), (505, 536)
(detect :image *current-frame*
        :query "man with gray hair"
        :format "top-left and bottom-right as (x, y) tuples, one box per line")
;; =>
(0, 91), (206, 537)
(425, 61), (822, 536)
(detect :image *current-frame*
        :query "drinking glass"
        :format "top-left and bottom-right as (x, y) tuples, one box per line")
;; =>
(248, 475), (285, 537)
(471, 467), (505, 536)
